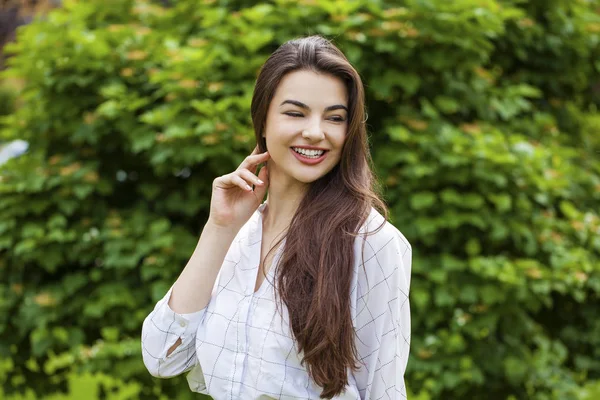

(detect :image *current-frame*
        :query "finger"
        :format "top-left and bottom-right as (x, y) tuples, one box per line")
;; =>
(215, 173), (253, 192)
(253, 164), (269, 201)
(231, 175), (253, 192)
(241, 150), (270, 169)
(237, 169), (264, 187)
(257, 163), (269, 184)
(238, 151), (270, 172)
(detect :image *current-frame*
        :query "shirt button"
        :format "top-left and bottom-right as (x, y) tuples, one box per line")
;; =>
(179, 320), (186, 327)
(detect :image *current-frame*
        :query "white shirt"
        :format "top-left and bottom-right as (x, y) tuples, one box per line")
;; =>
(141, 202), (411, 399)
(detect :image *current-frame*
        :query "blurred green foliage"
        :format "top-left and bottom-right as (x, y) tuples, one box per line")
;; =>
(0, 0), (599, 398)
(0, 84), (16, 117)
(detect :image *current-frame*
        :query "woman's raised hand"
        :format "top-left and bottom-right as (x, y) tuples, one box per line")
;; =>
(208, 147), (270, 230)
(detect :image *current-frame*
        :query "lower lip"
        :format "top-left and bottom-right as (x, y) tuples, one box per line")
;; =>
(290, 148), (328, 165)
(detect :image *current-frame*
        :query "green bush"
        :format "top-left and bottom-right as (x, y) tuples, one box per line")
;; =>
(0, 0), (599, 398)
(0, 83), (16, 117)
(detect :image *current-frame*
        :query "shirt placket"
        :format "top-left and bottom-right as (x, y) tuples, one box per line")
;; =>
(232, 294), (252, 398)
(233, 214), (263, 398)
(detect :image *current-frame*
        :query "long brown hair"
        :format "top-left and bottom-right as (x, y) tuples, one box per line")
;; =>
(250, 35), (388, 398)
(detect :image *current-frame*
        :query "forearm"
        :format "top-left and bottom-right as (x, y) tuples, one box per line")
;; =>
(168, 220), (239, 314)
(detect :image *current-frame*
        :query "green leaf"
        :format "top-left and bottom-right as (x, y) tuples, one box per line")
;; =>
(410, 192), (437, 210)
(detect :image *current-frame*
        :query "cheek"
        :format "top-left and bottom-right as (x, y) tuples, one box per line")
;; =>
(266, 117), (296, 140)
(332, 129), (348, 150)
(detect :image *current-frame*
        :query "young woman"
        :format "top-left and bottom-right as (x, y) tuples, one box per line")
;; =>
(141, 35), (412, 399)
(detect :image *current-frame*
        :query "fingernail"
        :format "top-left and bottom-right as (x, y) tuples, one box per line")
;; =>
(246, 185), (252, 191)
(257, 179), (264, 184)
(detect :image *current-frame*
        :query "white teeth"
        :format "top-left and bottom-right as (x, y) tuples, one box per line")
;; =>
(292, 147), (325, 158)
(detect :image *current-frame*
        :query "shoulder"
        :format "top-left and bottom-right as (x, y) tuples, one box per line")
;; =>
(352, 207), (412, 310)
(358, 207), (411, 256)
(353, 207), (412, 287)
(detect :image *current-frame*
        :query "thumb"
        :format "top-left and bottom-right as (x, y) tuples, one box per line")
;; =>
(253, 165), (269, 203)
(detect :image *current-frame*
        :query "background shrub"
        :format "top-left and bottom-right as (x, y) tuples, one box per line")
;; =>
(0, 0), (599, 399)
(0, 84), (15, 117)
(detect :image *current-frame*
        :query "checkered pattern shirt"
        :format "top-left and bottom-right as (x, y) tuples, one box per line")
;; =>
(141, 203), (412, 399)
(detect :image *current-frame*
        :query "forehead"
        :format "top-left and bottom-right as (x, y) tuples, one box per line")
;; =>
(273, 70), (348, 108)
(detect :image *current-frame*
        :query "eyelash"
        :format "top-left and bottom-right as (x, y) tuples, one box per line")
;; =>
(284, 112), (346, 122)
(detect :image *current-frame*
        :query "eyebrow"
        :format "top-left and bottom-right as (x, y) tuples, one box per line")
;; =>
(279, 99), (348, 113)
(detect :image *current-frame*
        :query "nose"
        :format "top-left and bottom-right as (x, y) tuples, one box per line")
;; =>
(302, 119), (325, 141)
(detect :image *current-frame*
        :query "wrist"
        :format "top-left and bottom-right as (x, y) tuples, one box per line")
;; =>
(204, 218), (240, 236)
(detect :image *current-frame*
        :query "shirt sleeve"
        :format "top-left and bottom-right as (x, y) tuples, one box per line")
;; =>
(353, 228), (412, 399)
(141, 285), (208, 378)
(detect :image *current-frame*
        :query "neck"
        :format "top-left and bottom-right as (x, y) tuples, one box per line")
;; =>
(262, 167), (308, 234)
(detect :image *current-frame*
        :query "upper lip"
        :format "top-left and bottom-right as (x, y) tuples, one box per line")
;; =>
(291, 145), (329, 151)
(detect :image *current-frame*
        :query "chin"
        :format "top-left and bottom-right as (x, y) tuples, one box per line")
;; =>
(293, 168), (335, 184)
(292, 175), (322, 184)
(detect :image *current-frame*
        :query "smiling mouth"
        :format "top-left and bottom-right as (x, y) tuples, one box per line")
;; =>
(291, 147), (328, 158)
(289, 147), (329, 165)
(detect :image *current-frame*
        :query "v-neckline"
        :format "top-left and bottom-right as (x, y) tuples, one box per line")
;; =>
(253, 202), (284, 296)
(253, 240), (282, 296)
(254, 203), (271, 295)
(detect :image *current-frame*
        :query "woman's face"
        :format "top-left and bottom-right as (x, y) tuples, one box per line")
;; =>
(263, 70), (348, 185)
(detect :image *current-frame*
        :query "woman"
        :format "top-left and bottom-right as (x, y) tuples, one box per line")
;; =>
(141, 35), (412, 399)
